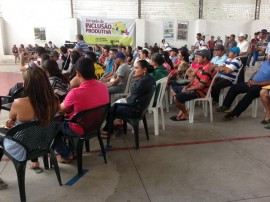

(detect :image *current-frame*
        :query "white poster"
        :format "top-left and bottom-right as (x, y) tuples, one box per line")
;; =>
(163, 20), (174, 40)
(177, 21), (188, 40)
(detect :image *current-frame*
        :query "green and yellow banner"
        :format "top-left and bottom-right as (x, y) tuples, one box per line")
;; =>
(80, 17), (135, 46)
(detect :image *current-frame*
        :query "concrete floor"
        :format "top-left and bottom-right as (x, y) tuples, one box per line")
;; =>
(1, 63), (270, 202)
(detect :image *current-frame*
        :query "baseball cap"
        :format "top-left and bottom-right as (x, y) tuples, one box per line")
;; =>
(214, 45), (225, 51)
(50, 50), (59, 57)
(260, 29), (268, 34)
(230, 47), (240, 55)
(195, 49), (211, 61)
(238, 33), (245, 37)
(115, 52), (126, 59)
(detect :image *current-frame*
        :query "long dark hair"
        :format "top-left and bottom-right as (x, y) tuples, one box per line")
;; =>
(42, 60), (69, 84)
(22, 67), (58, 126)
(136, 60), (154, 73)
(162, 51), (174, 70)
(178, 47), (190, 63)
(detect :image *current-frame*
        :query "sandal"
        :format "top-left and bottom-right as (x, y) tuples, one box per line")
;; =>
(56, 154), (73, 164)
(170, 116), (188, 121)
(261, 119), (270, 124)
(29, 162), (43, 174)
(0, 178), (7, 190)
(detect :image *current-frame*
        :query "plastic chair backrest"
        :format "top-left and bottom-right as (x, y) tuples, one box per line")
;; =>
(149, 77), (168, 108)
(205, 74), (218, 98)
(232, 64), (243, 84)
(123, 70), (135, 94)
(71, 103), (110, 135)
(5, 119), (60, 157)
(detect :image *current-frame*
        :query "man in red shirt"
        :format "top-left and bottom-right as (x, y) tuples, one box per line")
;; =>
(55, 58), (110, 163)
(170, 50), (216, 121)
(246, 32), (260, 67)
(207, 36), (216, 57)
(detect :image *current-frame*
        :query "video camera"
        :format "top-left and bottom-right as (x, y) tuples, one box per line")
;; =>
(64, 41), (76, 49)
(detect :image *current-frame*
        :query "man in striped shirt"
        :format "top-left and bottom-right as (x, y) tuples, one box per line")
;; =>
(74, 34), (89, 55)
(211, 47), (242, 103)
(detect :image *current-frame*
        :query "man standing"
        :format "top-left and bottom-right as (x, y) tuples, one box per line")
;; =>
(207, 36), (216, 57)
(74, 34), (89, 56)
(254, 29), (268, 64)
(216, 54), (270, 121)
(12, 45), (19, 63)
(225, 34), (237, 55)
(246, 32), (260, 68)
(237, 33), (249, 83)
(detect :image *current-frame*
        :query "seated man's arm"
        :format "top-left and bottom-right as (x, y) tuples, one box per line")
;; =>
(59, 102), (72, 113)
(107, 76), (123, 87)
(217, 64), (233, 74)
(249, 79), (270, 87)
(59, 91), (74, 113)
(70, 76), (81, 89)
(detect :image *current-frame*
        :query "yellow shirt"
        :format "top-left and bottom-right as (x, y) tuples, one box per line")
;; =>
(94, 63), (104, 79)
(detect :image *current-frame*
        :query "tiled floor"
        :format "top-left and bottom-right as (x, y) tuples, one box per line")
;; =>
(1, 64), (270, 202)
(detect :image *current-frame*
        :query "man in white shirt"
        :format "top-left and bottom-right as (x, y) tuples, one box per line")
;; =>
(237, 32), (249, 83)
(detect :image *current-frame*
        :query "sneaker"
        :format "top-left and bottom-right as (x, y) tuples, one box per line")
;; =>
(0, 178), (8, 190)
(215, 106), (230, 112)
(223, 113), (235, 121)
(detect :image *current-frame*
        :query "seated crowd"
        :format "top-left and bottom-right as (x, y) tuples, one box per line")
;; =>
(2, 28), (270, 189)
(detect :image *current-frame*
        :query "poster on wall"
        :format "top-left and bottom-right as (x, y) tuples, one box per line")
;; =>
(80, 17), (135, 46)
(34, 27), (46, 43)
(177, 21), (188, 40)
(163, 20), (174, 40)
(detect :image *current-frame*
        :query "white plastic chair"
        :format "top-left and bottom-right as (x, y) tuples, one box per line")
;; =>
(111, 70), (135, 102)
(189, 74), (218, 123)
(148, 77), (168, 135)
(218, 64), (243, 106)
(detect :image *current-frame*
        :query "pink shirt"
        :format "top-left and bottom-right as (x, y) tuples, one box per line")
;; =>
(64, 80), (110, 135)
(163, 62), (171, 73)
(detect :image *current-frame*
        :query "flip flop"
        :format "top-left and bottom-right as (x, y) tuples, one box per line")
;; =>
(169, 115), (177, 120)
(261, 119), (270, 124)
(32, 167), (43, 174)
(170, 116), (188, 121)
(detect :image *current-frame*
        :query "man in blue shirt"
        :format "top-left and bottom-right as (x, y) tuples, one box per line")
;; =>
(210, 45), (227, 66)
(74, 34), (89, 55)
(216, 54), (270, 120)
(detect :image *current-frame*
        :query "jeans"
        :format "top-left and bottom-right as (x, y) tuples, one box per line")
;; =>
(53, 122), (77, 158)
(246, 51), (259, 67)
(211, 78), (232, 102)
(222, 82), (261, 117)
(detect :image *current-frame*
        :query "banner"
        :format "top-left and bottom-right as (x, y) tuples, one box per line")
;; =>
(163, 20), (174, 40)
(177, 21), (188, 40)
(80, 17), (135, 46)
